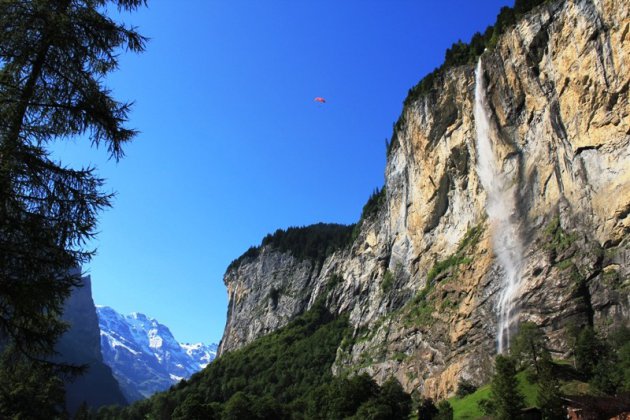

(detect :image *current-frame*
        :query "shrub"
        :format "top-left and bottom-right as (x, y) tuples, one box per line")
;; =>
(456, 378), (478, 398)
(381, 270), (395, 293)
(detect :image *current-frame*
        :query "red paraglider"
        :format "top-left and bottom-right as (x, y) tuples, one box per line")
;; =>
(314, 97), (326, 103)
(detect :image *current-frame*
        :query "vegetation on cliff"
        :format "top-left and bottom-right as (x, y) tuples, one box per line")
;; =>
(386, 0), (553, 156)
(405, 0), (550, 105)
(351, 186), (386, 241)
(226, 187), (387, 273)
(227, 223), (355, 272)
(95, 300), (413, 419)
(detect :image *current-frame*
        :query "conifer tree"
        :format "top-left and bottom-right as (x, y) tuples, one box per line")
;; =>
(0, 0), (146, 414)
(536, 356), (565, 420)
(0, 0), (146, 357)
(487, 355), (525, 420)
(510, 321), (549, 378)
(574, 326), (601, 377)
(435, 400), (454, 420)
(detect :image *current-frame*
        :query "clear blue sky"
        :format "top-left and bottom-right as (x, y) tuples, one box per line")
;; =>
(53, 0), (511, 345)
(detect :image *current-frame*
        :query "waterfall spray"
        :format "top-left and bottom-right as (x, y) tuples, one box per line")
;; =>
(474, 58), (524, 353)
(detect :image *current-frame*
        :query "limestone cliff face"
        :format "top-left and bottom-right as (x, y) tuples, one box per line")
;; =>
(219, 0), (630, 398)
(218, 249), (320, 355)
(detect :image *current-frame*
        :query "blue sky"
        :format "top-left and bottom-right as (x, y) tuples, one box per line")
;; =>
(54, 0), (511, 345)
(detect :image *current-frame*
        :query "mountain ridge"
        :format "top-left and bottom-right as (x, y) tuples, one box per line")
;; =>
(97, 305), (217, 401)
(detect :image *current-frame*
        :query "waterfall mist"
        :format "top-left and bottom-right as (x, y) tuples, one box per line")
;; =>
(474, 59), (524, 353)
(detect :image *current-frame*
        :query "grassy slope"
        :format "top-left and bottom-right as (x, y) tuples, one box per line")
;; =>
(449, 372), (539, 420)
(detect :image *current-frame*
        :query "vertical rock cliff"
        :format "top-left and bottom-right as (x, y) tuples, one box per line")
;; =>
(56, 272), (128, 413)
(218, 0), (629, 398)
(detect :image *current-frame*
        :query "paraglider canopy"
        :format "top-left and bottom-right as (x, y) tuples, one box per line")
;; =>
(313, 97), (326, 103)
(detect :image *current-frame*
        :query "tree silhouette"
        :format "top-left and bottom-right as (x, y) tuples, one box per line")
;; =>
(0, 0), (146, 414)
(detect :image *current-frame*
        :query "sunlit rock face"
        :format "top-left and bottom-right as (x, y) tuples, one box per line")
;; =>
(219, 0), (629, 399)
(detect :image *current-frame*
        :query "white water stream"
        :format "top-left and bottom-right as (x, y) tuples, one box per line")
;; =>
(474, 59), (524, 353)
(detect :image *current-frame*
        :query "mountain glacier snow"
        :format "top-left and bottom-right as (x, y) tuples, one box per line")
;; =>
(97, 305), (217, 402)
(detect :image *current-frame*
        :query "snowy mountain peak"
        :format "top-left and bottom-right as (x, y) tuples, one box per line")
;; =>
(96, 306), (217, 401)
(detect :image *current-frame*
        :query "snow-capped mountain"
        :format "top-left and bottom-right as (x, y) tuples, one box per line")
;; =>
(96, 306), (217, 402)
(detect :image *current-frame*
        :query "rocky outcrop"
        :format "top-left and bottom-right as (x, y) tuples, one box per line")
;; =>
(218, 249), (319, 354)
(56, 272), (128, 413)
(218, 0), (629, 399)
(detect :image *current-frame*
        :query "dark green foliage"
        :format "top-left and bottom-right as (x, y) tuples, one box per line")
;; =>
(381, 270), (394, 293)
(456, 378), (478, 398)
(361, 187), (386, 222)
(435, 400), (454, 420)
(0, 347), (67, 419)
(227, 223), (355, 271)
(315, 374), (379, 418)
(404, 0), (550, 105)
(350, 399), (394, 419)
(250, 395), (284, 420)
(0, 0), (146, 358)
(543, 216), (578, 255)
(376, 377), (412, 419)
(171, 392), (220, 420)
(0, 0), (145, 415)
(590, 355), (620, 396)
(611, 327), (630, 392)
(222, 392), (254, 420)
(226, 246), (261, 271)
(618, 341), (630, 392)
(351, 186), (386, 242)
(510, 322), (549, 378)
(426, 254), (471, 283)
(106, 302), (411, 419)
(495, 7), (517, 34)
(486, 355), (526, 420)
(514, 0), (547, 15)
(400, 282), (437, 328)
(200, 301), (347, 406)
(574, 326), (601, 378)
(418, 398), (439, 420)
(565, 325), (630, 396)
(305, 374), (410, 420)
(587, 327), (630, 395)
(536, 358), (564, 419)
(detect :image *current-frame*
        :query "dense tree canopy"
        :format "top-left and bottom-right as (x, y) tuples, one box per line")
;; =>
(97, 299), (412, 419)
(227, 223), (355, 271)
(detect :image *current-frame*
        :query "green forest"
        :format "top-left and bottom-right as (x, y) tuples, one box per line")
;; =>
(91, 298), (414, 420)
(88, 307), (630, 419)
(227, 223), (356, 272)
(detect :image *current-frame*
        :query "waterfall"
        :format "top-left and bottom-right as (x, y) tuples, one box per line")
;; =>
(474, 58), (523, 353)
